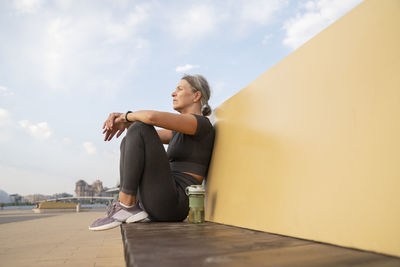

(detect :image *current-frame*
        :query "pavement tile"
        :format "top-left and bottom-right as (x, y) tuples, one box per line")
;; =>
(94, 258), (125, 267)
(63, 260), (97, 266)
(0, 210), (125, 266)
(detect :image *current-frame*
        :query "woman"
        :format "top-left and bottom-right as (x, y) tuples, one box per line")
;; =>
(89, 74), (215, 231)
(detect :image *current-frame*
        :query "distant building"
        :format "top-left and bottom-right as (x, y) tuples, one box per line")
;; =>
(9, 194), (28, 204)
(24, 194), (50, 203)
(75, 179), (111, 197)
(51, 192), (73, 199)
(0, 189), (10, 203)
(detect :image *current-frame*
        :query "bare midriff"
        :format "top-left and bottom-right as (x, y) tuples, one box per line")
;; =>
(183, 172), (204, 184)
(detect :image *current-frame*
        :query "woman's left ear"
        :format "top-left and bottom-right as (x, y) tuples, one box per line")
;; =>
(194, 91), (202, 102)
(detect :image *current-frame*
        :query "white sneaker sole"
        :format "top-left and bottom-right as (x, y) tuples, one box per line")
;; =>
(88, 220), (122, 231)
(125, 211), (149, 223)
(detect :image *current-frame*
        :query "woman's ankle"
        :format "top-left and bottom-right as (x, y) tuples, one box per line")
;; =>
(118, 191), (136, 206)
(119, 201), (134, 208)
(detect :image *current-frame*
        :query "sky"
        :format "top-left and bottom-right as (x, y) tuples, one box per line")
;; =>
(0, 0), (362, 196)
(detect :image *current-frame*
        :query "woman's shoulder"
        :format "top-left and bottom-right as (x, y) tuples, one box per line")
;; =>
(191, 114), (214, 138)
(191, 113), (213, 127)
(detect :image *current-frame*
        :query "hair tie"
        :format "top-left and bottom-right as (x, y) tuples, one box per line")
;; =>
(201, 103), (211, 116)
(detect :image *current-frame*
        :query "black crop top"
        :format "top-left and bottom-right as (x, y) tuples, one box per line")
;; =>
(167, 114), (215, 177)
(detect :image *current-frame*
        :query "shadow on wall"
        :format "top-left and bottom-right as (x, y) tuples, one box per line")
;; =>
(205, 119), (217, 221)
(207, 191), (218, 221)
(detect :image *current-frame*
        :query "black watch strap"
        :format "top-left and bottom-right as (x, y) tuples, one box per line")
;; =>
(125, 111), (133, 122)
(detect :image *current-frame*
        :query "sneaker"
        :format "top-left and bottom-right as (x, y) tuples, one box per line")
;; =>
(89, 201), (149, 231)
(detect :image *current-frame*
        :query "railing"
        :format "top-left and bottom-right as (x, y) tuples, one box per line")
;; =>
(38, 196), (114, 203)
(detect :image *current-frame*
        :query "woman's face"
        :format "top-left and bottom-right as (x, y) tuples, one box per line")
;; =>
(171, 79), (198, 112)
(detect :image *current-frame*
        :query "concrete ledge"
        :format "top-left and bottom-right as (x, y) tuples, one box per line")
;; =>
(121, 222), (400, 267)
(32, 202), (81, 213)
(38, 202), (78, 209)
(32, 208), (91, 213)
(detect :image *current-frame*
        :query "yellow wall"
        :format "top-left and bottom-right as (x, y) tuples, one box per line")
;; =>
(205, 0), (400, 257)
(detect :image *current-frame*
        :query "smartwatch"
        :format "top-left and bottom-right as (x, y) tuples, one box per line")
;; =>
(125, 111), (133, 122)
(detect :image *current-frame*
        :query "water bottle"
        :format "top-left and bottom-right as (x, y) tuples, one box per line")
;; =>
(185, 185), (205, 223)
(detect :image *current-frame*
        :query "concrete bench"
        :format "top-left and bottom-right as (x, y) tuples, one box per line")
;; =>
(120, 222), (400, 267)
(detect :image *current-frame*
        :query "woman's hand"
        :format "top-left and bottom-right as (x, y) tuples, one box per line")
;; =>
(103, 112), (122, 130)
(102, 112), (130, 141)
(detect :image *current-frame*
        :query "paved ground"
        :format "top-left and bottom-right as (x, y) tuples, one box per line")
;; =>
(122, 222), (400, 267)
(0, 209), (125, 267)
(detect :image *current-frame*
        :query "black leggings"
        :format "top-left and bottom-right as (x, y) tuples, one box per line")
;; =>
(119, 121), (201, 222)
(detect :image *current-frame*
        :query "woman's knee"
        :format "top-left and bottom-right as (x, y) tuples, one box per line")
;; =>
(125, 121), (157, 143)
(126, 121), (149, 135)
(128, 121), (152, 132)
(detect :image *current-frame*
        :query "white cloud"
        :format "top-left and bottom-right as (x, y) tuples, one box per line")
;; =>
(11, 2), (152, 94)
(239, 0), (288, 25)
(0, 132), (9, 143)
(262, 34), (273, 45)
(223, 0), (288, 35)
(165, 1), (288, 42)
(168, 5), (217, 42)
(13, 0), (43, 14)
(0, 108), (11, 143)
(105, 3), (151, 44)
(175, 64), (200, 73)
(19, 120), (53, 140)
(0, 108), (11, 126)
(283, 0), (363, 49)
(0, 86), (14, 96)
(83, 141), (96, 155)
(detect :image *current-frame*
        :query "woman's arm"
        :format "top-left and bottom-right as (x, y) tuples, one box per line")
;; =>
(103, 110), (198, 141)
(157, 129), (172, 144)
(124, 110), (198, 135)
